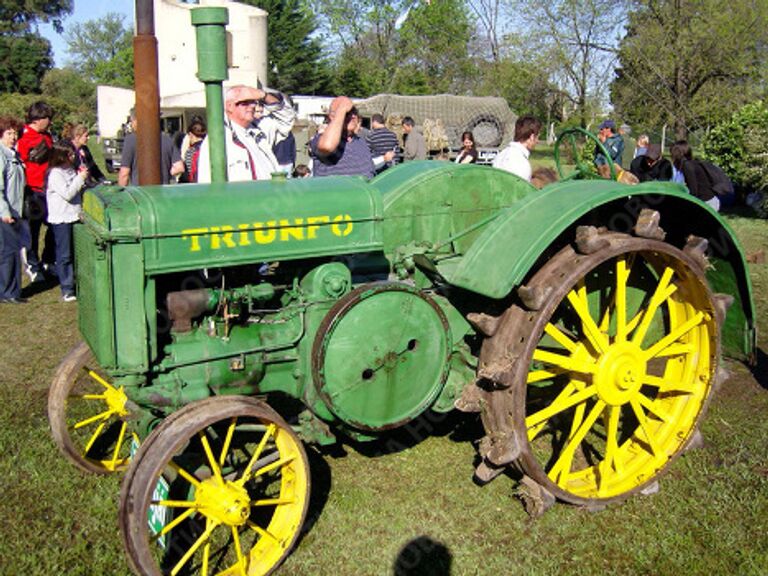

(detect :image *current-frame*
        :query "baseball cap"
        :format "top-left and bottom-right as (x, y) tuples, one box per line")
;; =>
(598, 119), (616, 131)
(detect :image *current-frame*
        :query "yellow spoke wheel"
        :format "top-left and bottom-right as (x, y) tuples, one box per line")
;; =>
(486, 235), (718, 505)
(48, 341), (134, 474)
(119, 396), (310, 576)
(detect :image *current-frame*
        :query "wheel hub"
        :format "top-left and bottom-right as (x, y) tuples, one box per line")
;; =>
(196, 478), (251, 526)
(595, 342), (646, 406)
(104, 383), (129, 418)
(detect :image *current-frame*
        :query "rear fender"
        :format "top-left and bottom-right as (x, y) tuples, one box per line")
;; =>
(440, 180), (756, 360)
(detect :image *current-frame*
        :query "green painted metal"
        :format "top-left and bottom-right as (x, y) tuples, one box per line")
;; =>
(313, 284), (451, 430)
(191, 7), (228, 183)
(441, 179), (755, 359)
(373, 161), (535, 257)
(80, 177), (383, 273)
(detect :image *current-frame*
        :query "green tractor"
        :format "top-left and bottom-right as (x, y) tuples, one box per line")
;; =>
(47, 7), (755, 576)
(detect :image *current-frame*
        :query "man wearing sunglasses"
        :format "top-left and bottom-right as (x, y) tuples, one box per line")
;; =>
(197, 84), (295, 183)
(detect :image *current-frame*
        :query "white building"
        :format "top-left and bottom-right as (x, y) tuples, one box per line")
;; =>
(98, 0), (268, 137)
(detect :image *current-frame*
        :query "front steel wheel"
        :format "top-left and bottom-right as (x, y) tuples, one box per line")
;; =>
(119, 396), (310, 576)
(483, 233), (718, 505)
(48, 341), (135, 474)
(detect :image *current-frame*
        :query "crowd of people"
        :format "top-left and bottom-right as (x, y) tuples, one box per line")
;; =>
(0, 91), (732, 304)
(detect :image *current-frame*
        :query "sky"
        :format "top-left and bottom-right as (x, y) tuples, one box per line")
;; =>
(38, 1), (135, 67)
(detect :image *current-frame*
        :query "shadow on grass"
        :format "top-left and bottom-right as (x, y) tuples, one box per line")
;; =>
(341, 411), (485, 459)
(393, 536), (453, 576)
(298, 446), (333, 539)
(21, 276), (59, 298)
(749, 347), (768, 390)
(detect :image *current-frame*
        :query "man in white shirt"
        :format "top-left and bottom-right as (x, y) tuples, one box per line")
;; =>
(197, 84), (295, 182)
(492, 116), (542, 181)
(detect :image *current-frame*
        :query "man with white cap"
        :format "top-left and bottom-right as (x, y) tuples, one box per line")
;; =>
(197, 84), (295, 182)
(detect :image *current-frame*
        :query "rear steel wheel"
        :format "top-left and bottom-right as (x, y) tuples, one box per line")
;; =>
(48, 341), (135, 474)
(482, 233), (718, 505)
(120, 396), (310, 576)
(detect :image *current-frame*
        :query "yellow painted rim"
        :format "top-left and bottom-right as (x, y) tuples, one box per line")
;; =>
(151, 416), (308, 576)
(525, 252), (715, 499)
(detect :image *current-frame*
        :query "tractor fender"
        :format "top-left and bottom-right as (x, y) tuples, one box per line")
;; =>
(442, 179), (756, 360)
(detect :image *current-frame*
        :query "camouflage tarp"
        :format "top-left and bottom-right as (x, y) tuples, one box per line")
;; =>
(355, 93), (517, 150)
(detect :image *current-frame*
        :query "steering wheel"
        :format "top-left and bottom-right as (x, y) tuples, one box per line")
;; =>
(554, 127), (617, 181)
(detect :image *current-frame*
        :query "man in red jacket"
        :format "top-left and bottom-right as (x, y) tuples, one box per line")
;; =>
(17, 101), (54, 282)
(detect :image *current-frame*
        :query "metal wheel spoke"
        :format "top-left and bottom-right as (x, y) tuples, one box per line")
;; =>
(74, 408), (115, 429)
(615, 257), (631, 342)
(636, 393), (672, 423)
(252, 497), (297, 507)
(643, 374), (695, 394)
(155, 507), (196, 540)
(170, 461), (202, 488)
(549, 400), (606, 487)
(237, 423), (276, 486)
(598, 406), (622, 495)
(631, 267), (676, 345)
(653, 343), (694, 357)
(83, 421), (107, 455)
(526, 383), (597, 430)
(153, 499), (197, 509)
(246, 519), (281, 545)
(170, 519), (219, 576)
(527, 368), (567, 384)
(231, 526), (247, 576)
(219, 417), (237, 468)
(544, 323), (579, 353)
(643, 312), (705, 360)
(86, 368), (114, 391)
(82, 393), (106, 400)
(567, 286), (609, 354)
(198, 430), (224, 484)
(629, 398), (661, 458)
(202, 518), (212, 576)
(532, 348), (596, 374)
(253, 455), (297, 479)
(108, 420), (128, 470)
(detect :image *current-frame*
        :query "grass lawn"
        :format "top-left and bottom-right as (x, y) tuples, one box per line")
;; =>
(0, 211), (765, 575)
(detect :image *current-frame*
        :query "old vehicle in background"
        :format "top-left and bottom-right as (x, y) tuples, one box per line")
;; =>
(48, 6), (756, 576)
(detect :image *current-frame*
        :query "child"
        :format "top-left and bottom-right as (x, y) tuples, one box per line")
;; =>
(45, 142), (88, 302)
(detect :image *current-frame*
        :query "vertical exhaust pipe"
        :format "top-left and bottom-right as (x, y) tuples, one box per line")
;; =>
(133, 0), (162, 185)
(191, 7), (229, 183)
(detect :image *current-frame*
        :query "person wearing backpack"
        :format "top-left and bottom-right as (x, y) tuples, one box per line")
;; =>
(670, 140), (720, 212)
(17, 101), (55, 282)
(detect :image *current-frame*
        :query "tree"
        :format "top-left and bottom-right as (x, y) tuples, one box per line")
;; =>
(0, 0), (72, 93)
(395, 0), (473, 94)
(0, 34), (53, 93)
(0, 0), (72, 34)
(41, 68), (96, 126)
(65, 12), (133, 86)
(517, 0), (629, 127)
(311, 0), (473, 96)
(240, 0), (331, 94)
(611, 0), (768, 140)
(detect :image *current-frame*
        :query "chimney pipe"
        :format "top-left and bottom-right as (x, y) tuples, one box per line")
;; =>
(133, 0), (162, 185)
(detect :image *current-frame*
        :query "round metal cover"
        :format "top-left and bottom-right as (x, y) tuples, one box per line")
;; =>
(312, 283), (451, 431)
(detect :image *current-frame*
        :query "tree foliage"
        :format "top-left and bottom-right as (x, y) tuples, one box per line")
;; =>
(64, 12), (133, 86)
(0, 0), (72, 34)
(240, 0), (331, 94)
(311, 0), (473, 96)
(0, 34), (53, 93)
(0, 0), (71, 93)
(517, 0), (629, 128)
(701, 100), (768, 192)
(611, 0), (768, 140)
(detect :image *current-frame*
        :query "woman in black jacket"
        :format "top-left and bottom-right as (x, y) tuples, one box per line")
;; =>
(670, 140), (720, 212)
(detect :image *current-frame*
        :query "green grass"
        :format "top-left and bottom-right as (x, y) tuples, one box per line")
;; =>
(1, 213), (766, 576)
